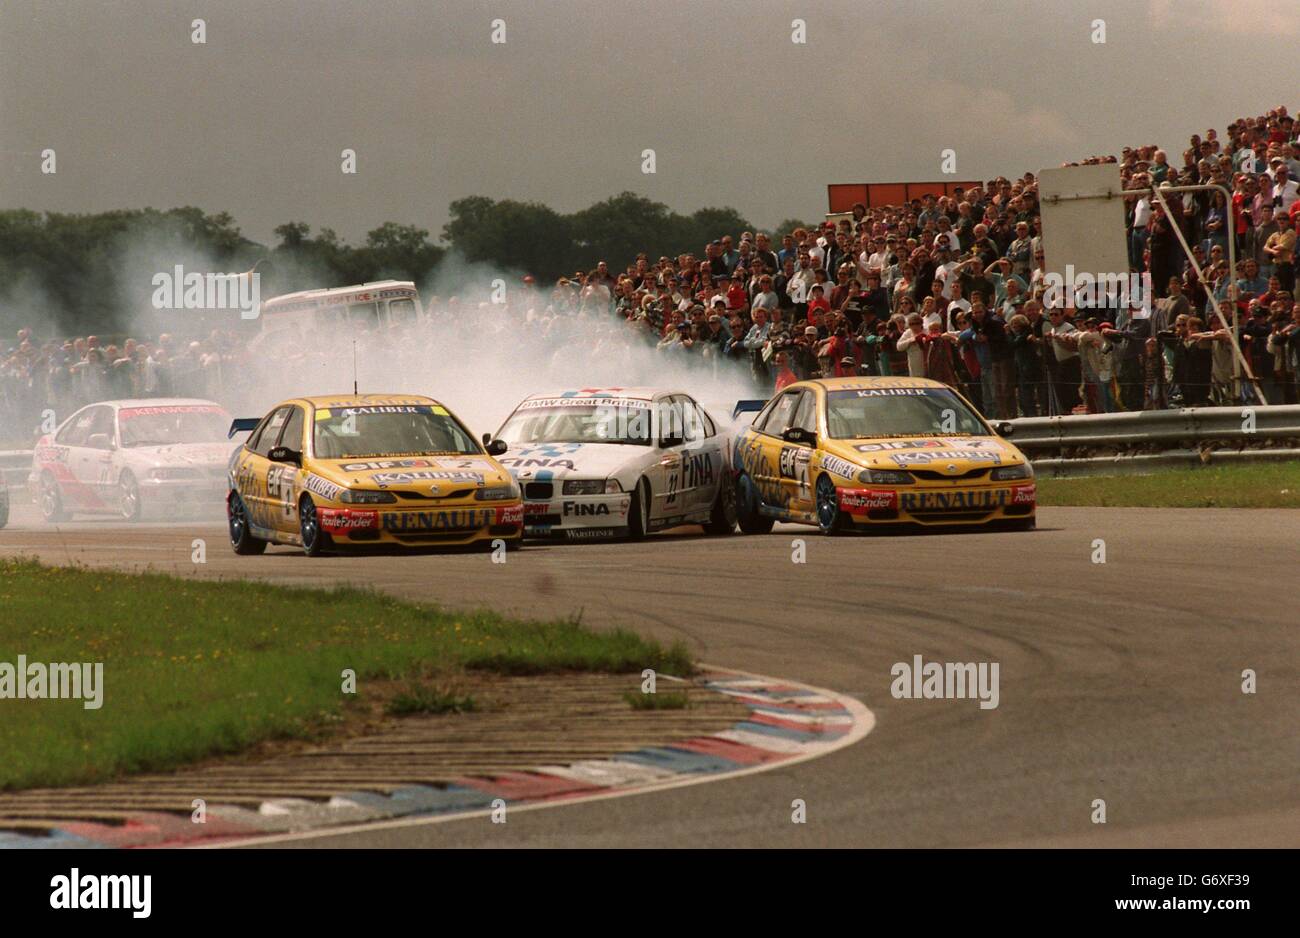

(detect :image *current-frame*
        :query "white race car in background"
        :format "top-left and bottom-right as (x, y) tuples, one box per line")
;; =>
(491, 387), (736, 540)
(29, 398), (234, 522)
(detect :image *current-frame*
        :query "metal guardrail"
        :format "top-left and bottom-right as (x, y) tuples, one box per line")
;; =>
(0, 451), (33, 489)
(1033, 447), (1300, 478)
(1006, 406), (1300, 451)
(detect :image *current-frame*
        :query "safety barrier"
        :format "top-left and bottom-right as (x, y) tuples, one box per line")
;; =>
(1006, 406), (1300, 451)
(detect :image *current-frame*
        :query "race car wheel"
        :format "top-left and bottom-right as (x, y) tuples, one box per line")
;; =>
(703, 476), (737, 535)
(118, 471), (142, 522)
(228, 492), (267, 555)
(815, 473), (845, 536)
(735, 473), (774, 535)
(298, 495), (333, 556)
(625, 477), (650, 540)
(39, 472), (69, 522)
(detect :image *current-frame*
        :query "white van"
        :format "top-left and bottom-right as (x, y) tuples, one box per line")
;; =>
(254, 281), (424, 347)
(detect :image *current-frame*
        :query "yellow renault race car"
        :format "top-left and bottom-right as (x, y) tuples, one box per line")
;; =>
(226, 394), (522, 555)
(732, 377), (1036, 535)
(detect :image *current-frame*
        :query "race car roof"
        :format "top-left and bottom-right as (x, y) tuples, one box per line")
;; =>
(812, 377), (949, 392)
(88, 398), (226, 411)
(522, 387), (674, 404)
(292, 393), (443, 409)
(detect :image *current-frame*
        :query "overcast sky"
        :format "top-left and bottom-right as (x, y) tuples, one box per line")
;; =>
(1, 0), (1294, 246)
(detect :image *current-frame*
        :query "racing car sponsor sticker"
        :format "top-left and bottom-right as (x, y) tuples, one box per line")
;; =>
(517, 397), (651, 410)
(899, 489), (1014, 511)
(338, 405), (430, 416)
(1011, 483), (1036, 504)
(818, 454), (861, 480)
(371, 470), (485, 485)
(839, 488), (898, 511)
(303, 473), (343, 501)
(852, 388), (931, 397)
(381, 508), (497, 531)
(118, 404), (225, 419)
(855, 439), (947, 451)
(339, 459), (438, 471)
(890, 450), (1003, 466)
(318, 507), (379, 532)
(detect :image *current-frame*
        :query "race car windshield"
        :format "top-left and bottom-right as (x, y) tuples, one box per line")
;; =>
(497, 403), (653, 446)
(312, 405), (479, 459)
(119, 406), (230, 447)
(825, 388), (988, 439)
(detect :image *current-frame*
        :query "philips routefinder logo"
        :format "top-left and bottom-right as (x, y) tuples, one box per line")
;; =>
(151, 264), (261, 319)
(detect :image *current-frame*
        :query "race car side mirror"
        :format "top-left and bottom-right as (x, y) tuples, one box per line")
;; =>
(996, 422), (1015, 437)
(782, 427), (816, 446)
(485, 439), (508, 456)
(268, 446), (301, 466)
(482, 432), (492, 445)
(87, 433), (114, 450)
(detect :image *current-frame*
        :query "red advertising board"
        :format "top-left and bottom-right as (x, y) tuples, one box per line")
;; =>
(827, 181), (981, 213)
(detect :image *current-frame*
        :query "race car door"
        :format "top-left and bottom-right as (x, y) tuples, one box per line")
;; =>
(266, 404), (306, 536)
(677, 395), (723, 514)
(49, 405), (102, 511)
(779, 390), (817, 515)
(649, 394), (688, 525)
(234, 405), (292, 532)
(753, 388), (802, 513)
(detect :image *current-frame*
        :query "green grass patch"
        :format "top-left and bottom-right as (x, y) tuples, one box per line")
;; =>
(623, 690), (690, 711)
(1035, 462), (1300, 508)
(0, 558), (693, 791)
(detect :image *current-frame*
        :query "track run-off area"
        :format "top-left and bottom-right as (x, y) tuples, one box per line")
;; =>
(2, 503), (1297, 847)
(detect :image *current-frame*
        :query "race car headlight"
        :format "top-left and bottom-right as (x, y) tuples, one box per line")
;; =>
(476, 482), (521, 501)
(340, 489), (397, 504)
(563, 479), (620, 495)
(991, 463), (1034, 481)
(150, 467), (200, 481)
(860, 469), (914, 485)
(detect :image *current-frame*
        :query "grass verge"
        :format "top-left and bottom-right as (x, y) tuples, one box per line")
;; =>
(1035, 462), (1300, 509)
(0, 558), (692, 790)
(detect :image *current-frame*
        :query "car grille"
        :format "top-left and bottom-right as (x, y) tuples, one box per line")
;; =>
(906, 468), (990, 482)
(393, 488), (475, 500)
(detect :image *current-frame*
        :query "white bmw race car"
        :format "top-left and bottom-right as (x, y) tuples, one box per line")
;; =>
(491, 387), (736, 540)
(29, 398), (234, 522)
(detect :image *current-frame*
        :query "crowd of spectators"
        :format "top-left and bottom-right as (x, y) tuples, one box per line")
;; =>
(4, 105), (1299, 443)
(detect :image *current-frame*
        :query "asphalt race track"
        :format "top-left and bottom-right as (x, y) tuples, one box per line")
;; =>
(2, 502), (1297, 847)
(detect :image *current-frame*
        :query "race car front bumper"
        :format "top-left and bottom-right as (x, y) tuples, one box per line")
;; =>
(521, 491), (633, 540)
(838, 483), (1036, 526)
(317, 502), (524, 546)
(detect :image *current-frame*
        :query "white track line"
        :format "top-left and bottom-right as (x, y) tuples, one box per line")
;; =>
(198, 665), (875, 848)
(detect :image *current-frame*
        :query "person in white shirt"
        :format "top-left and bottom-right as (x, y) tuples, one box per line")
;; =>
(945, 281), (972, 332)
(896, 313), (928, 377)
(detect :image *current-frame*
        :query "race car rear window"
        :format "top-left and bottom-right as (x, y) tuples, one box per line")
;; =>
(826, 388), (987, 439)
(312, 405), (479, 459)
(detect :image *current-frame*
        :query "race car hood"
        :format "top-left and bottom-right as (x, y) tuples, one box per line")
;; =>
(122, 441), (233, 470)
(310, 455), (513, 493)
(496, 442), (644, 482)
(823, 436), (1025, 475)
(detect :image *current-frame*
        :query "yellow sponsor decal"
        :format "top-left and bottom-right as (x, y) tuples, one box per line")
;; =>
(432, 405), (448, 415)
(315, 409), (331, 420)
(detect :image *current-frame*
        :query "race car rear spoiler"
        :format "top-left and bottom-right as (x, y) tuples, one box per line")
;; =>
(732, 399), (768, 421)
(228, 418), (260, 439)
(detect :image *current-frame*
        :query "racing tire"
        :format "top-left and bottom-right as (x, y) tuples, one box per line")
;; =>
(625, 477), (650, 540)
(734, 473), (774, 535)
(227, 491), (267, 555)
(118, 471), (142, 522)
(703, 477), (737, 535)
(39, 472), (69, 523)
(815, 473), (846, 536)
(298, 495), (334, 557)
